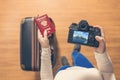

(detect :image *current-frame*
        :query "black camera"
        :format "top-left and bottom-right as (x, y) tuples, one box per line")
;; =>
(67, 20), (101, 47)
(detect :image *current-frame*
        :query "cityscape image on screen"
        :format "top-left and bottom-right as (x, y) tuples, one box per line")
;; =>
(73, 31), (89, 44)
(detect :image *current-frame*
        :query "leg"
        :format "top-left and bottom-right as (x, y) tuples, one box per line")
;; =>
(72, 50), (94, 68)
(56, 65), (70, 72)
(56, 56), (70, 73)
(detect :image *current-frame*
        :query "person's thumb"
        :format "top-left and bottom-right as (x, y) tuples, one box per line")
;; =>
(44, 30), (48, 39)
(95, 36), (103, 42)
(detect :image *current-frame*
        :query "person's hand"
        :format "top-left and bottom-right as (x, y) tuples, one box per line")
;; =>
(38, 30), (49, 48)
(94, 26), (106, 54)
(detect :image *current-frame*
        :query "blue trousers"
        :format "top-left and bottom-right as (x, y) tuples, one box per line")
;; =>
(57, 50), (94, 72)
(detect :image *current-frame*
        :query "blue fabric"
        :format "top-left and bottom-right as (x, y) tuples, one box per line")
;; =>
(72, 50), (94, 68)
(57, 50), (94, 73)
(57, 50), (94, 72)
(56, 65), (70, 73)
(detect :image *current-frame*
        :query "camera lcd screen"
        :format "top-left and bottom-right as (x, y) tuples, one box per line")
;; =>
(73, 31), (89, 44)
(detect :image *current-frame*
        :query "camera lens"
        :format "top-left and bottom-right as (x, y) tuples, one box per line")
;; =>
(79, 20), (89, 31)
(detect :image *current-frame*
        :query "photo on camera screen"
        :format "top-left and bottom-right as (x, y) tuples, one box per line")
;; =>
(73, 31), (89, 44)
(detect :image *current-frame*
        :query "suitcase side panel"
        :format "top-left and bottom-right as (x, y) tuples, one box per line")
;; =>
(34, 23), (40, 71)
(20, 18), (33, 71)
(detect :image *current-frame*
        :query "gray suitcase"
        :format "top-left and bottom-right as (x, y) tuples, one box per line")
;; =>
(20, 17), (58, 71)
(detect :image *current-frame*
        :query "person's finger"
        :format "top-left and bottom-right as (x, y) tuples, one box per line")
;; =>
(95, 36), (106, 53)
(38, 30), (42, 40)
(44, 30), (48, 39)
(95, 36), (105, 47)
(94, 25), (104, 37)
(99, 27), (104, 38)
(95, 36), (103, 42)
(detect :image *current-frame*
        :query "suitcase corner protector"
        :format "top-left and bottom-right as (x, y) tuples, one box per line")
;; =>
(20, 64), (26, 70)
(21, 18), (26, 24)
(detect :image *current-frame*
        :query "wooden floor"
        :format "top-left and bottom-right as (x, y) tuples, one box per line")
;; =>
(0, 0), (120, 80)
